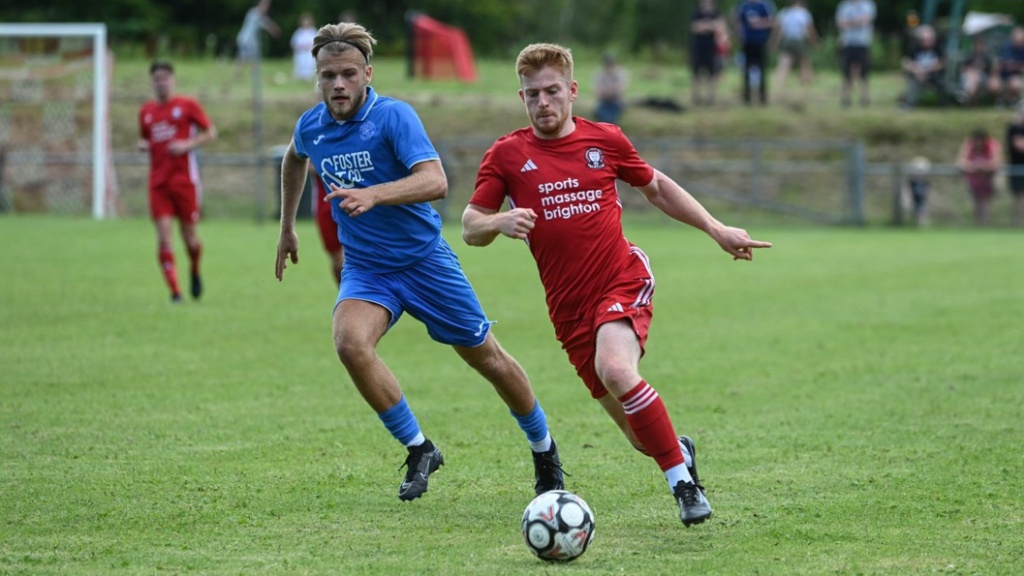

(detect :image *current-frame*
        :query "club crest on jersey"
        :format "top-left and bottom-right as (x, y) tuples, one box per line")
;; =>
(172, 107), (182, 119)
(585, 147), (605, 169)
(360, 121), (377, 141)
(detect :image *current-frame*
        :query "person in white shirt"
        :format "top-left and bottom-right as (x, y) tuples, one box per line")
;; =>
(836, 0), (877, 107)
(290, 13), (317, 81)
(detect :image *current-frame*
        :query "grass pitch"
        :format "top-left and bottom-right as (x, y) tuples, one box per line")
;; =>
(1, 215), (1021, 575)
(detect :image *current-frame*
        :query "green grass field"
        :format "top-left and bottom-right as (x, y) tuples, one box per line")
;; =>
(2, 216), (1022, 575)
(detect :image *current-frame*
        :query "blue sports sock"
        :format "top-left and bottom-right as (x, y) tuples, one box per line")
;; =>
(511, 401), (552, 451)
(378, 396), (423, 447)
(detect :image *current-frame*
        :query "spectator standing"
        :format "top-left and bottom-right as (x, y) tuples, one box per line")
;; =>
(734, 0), (776, 106)
(593, 52), (628, 124)
(235, 0), (280, 80)
(1005, 102), (1024, 226)
(900, 25), (947, 109)
(290, 12), (318, 81)
(138, 61), (217, 303)
(956, 128), (1003, 227)
(690, 0), (726, 106)
(994, 27), (1024, 107)
(770, 0), (818, 94)
(836, 0), (876, 107)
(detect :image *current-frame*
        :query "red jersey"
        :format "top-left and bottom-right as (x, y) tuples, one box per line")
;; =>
(139, 96), (212, 188)
(964, 137), (998, 198)
(472, 117), (655, 322)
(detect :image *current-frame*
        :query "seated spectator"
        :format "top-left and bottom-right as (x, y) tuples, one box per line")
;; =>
(959, 35), (999, 105)
(900, 25), (947, 109)
(593, 52), (628, 124)
(994, 26), (1024, 106)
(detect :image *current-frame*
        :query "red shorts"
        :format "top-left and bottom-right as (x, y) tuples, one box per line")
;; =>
(150, 181), (200, 223)
(312, 177), (342, 254)
(553, 251), (655, 399)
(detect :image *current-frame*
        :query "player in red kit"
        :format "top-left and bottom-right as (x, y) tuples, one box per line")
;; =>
(138, 61), (217, 302)
(462, 43), (772, 527)
(309, 167), (345, 286)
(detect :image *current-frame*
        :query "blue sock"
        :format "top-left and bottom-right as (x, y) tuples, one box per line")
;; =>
(511, 401), (552, 451)
(378, 396), (423, 447)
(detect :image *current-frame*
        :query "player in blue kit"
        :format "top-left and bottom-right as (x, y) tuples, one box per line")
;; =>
(274, 22), (564, 501)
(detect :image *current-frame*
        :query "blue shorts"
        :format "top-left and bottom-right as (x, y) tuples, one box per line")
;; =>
(336, 239), (493, 347)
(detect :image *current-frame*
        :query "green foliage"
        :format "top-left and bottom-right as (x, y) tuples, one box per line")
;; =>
(2, 217), (1023, 574)
(16, 0), (1024, 60)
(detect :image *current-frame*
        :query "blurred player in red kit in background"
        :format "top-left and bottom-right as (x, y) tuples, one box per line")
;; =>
(138, 61), (217, 302)
(309, 167), (345, 286)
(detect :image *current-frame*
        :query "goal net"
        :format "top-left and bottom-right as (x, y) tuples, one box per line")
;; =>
(0, 23), (117, 219)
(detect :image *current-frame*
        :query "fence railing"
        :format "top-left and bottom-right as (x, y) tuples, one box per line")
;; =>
(2, 139), (1020, 227)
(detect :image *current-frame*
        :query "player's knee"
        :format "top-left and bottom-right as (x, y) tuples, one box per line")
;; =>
(459, 337), (514, 376)
(333, 332), (373, 368)
(594, 360), (639, 393)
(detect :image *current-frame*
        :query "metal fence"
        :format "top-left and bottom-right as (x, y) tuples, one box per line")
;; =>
(4, 138), (1018, 227)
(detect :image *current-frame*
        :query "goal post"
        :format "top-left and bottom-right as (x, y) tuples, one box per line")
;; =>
(0, 23), (113, 219)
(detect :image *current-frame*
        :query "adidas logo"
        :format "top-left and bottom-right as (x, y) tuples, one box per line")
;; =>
(520, 158), (538, 172)
(607, 303), (624, 313)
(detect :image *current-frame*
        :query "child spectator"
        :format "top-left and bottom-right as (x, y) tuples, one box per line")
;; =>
(902, 156), (932, 226)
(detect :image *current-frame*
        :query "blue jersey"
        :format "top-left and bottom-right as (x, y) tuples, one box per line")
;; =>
(736, 0), (775, 45)
(292, 87), (442, 272)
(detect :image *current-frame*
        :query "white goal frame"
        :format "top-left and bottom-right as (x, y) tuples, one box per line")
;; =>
(0, 23), (109, 219)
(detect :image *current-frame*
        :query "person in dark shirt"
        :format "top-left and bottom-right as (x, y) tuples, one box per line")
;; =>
(734, 0), (776, 105)
(690, 0), (726, 106)
(959, 35), (999, 105)
(1005, 102), (1024, 226)
(900, 25), (946, 109)
(995, 26), (1024, 106)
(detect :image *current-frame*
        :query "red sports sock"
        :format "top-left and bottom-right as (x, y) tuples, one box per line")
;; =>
(187, 243), (202, 276)
(159, 248), (181, 296)
(618, 381), (684, 472)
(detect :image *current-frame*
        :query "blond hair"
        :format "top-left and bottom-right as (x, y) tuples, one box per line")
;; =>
(516, 43), (574, 83)
(312, 22), (376, 62)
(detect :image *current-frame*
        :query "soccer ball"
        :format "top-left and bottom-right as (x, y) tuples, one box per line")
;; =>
(521, 490), (595, 562)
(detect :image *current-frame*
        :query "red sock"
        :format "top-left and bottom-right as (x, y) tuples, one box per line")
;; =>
(187, 243), (202, 276)
(159, 248), (180, 296)
(619, 381), (684, 472)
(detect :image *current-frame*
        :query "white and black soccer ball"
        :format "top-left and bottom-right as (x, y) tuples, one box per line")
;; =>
(521, 490), (595, 562)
